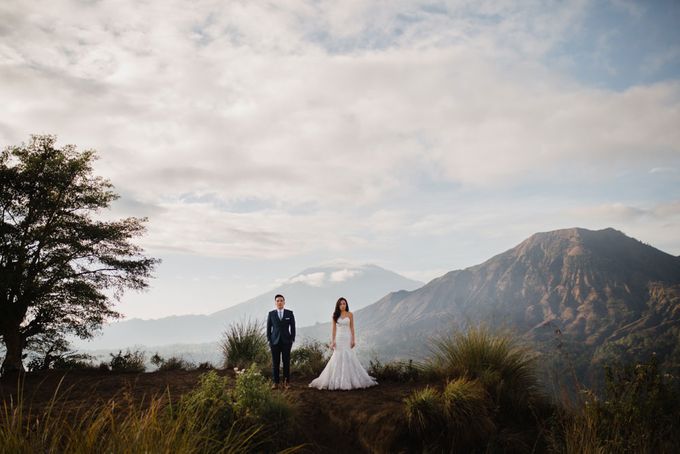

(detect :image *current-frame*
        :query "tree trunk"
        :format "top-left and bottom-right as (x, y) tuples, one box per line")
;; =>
(0, 327), (25, 376)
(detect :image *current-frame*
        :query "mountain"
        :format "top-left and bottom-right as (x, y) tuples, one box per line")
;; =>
(74, 263), (422, 350)
(300, 228), (680, 379)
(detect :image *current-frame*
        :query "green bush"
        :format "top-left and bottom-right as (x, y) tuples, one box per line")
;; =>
(232, 364), (296, 451)
(291, 339), (329, 376)
(220, 319), (270, 370)
(179, 370), (237, 440)
(109, 349), (146, 372)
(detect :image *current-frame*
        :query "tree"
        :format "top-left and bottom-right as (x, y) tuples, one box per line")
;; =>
(0, 135), (159, 375)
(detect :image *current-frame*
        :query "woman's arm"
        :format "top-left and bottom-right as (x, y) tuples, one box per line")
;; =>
(331, 317), (336, 350)
(350, 312), (355, 348)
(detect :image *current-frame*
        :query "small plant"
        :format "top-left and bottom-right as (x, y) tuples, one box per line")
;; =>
(291, 339), (329, 376)
(233, 364), (273, 417)
(109, 349), (146, 372)
(220, 319), (270, 370)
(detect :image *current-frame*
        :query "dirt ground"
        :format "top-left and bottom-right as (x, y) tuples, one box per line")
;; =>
(0, 369), (417, 453)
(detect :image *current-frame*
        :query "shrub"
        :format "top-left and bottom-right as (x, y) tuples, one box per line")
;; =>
(232, 364), (296, 451)
(179, 370), (237, 439)
(368, 358), (422, 382)
(197, 361), (215, 370)
(550, 356), (680, 454)
(290, 339), (329, 376)
(27, 353), (97, 371)
(109, 349), (146, 372)
(151, 353), (197, 371)
(220, 319), (269, 370)
(233, 364), (271, 417)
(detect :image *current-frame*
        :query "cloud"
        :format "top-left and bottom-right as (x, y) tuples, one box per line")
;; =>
(1, 0), (678, 261)
(287, 272), (326, 287)
(649, 167), (677, 174)
(329, 268), (360, 282)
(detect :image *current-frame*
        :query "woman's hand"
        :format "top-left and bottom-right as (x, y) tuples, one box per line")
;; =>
(331, 340), (336, 350)
(351, 339), (355, 349)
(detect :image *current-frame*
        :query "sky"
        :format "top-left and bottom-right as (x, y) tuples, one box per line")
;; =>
(1, 0), (679, 320)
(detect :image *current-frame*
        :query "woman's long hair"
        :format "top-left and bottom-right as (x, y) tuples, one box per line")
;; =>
(332, 297), (349, 324)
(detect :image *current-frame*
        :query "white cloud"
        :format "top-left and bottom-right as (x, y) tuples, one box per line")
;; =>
(329, 268), (360, 282)
(650, 167), (677, 174)
(1, 0), (678, 263)
(287, 271), (326, 287)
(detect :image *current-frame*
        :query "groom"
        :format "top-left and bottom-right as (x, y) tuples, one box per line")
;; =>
(267, 294), (295, 389)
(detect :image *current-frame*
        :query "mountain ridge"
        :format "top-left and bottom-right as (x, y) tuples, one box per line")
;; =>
(300, 227), (680, 380)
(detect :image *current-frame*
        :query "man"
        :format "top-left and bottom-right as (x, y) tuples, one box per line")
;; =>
(267, 294), (295, 389)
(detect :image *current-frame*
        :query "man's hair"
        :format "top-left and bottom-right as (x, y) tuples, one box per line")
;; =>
(274, 294), (285, 301)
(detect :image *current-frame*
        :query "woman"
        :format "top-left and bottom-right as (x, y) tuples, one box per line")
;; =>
(309, 297), (378, 390)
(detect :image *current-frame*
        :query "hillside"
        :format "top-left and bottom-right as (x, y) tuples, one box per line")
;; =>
(301, 228), (680, 378)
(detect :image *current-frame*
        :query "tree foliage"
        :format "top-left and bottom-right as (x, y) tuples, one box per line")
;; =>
(0, 135), (159, 374)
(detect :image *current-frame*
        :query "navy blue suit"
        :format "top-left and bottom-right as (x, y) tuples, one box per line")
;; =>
(267, 308), (295, 383)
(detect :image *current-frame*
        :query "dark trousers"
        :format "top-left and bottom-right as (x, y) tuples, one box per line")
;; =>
(270, 342), (292, 383)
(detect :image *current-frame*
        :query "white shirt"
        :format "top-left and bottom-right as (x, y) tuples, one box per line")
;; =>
(278, 309), (283, 319)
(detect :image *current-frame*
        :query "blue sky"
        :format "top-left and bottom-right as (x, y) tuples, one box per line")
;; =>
(1, 0), (678, 319)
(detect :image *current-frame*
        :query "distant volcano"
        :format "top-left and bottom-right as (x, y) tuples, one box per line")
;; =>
(74, 263), (422, 349)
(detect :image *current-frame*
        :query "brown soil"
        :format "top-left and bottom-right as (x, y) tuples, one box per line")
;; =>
(0, 370), (417, 453)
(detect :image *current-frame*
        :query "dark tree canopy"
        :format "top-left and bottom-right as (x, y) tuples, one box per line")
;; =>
(0, 135), (159, 374)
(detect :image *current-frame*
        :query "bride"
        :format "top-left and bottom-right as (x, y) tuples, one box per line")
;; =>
(309, 297), (378, 390)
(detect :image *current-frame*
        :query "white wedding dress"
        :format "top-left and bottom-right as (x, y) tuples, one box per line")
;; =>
(308, 316), (378, 390)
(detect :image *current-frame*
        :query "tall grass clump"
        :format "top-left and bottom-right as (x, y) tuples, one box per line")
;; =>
(403, 379), (495, 452)
(428, 326), (542, 415)
(442, 377), (495, 445)
(403, 386), (443, 440)
(220, 319), (269, 370)
(290, 339), (329, 377)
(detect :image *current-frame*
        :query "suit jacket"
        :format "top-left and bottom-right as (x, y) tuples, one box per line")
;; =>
(267, 309), (296, 346)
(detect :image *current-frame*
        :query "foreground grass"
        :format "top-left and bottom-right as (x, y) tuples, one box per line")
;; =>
(0, 367), (302, 454)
